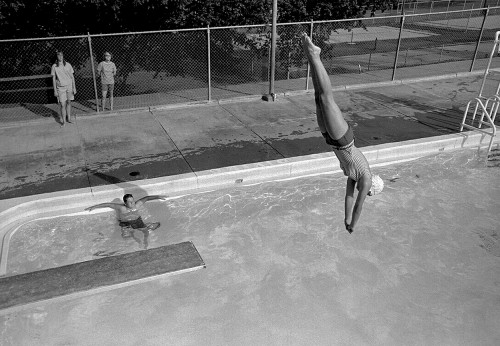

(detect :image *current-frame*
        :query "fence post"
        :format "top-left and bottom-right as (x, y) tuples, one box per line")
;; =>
(392, 14), (406, 81)
(306, 19), (313, 90)
(470, 7), (489, 72)
(268, 0), (277, 101)
(465, 6), (473, 33)
(368, 37), (378, 71)
(87, 32), (99, 113)
(207, 26), (211, 102)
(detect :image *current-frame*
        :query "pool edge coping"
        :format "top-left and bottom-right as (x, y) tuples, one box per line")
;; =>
(0, 130), (498, 276)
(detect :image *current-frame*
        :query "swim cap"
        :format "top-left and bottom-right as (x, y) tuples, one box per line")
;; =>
(370, 174), (384, 195)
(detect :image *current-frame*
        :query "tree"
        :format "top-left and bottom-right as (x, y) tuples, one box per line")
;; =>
(0, 0), (399, 101)
(1, 1), (398, 39)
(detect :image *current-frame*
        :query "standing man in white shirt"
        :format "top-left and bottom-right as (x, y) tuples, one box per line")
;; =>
(97, 51), (117, 111)
(51, 51), (77, 126)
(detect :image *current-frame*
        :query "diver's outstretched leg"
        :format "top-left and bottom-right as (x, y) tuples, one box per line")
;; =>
(301, 34), (347, 139)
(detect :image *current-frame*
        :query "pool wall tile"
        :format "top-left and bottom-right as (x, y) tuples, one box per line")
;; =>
(195, 160), (292, 191)
(0, 188), (93, 234)
(287, 154), (341, 177)
(89, 172), (199, 198)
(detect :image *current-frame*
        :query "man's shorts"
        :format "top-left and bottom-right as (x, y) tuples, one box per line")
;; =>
(119, 217), (147, 238)
(56, 85), (74, 103)
(101, 83), (115, 93)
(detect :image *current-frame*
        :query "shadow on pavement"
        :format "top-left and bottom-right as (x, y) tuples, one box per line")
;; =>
(91, 171), (149, 199)
(21, 103), (60, 122)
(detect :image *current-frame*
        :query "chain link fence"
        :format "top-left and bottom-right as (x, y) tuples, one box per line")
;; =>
(1, 6), (499, 122)
(209, 25), (271, 99)
(392, 0), (497, 14)
(89, 29), (209, 110)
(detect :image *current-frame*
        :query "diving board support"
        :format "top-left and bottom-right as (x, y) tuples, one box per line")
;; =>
(460, 31), (500, 160)
(0, 241), (205, 314)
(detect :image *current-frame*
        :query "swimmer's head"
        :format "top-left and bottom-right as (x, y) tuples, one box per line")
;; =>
(123, 194), (134, 207)
(369, 175), (384, 196)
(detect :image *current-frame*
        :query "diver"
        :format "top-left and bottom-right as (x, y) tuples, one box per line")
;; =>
(301, 33), (384, 234)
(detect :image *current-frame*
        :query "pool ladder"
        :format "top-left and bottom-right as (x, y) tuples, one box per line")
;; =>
(460, 31), (500, 159)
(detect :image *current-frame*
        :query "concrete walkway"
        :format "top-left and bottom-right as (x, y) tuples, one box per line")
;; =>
(1, 72), (499, 201)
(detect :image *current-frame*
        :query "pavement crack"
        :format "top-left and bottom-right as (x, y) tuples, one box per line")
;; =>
(74, 115), (94, 196)
(148, 109), (196, 174)
(219, 104), (286, 159)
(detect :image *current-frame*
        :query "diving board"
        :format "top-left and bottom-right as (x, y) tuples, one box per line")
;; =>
(0, 241), (205, 313)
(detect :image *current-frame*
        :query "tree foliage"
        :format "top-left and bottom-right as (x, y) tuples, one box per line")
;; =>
(0, 0), (398, 99)
(1, 0), (398, 38)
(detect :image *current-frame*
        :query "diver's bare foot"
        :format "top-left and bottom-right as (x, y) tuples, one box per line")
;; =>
(301, 33), (321, 60)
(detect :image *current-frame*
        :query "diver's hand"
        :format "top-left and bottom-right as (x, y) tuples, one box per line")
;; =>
(344, 219), (353, 234)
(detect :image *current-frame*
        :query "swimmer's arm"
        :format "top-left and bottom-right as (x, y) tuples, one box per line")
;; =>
(348, 177), (371, 232)
(136, 195), (169, 205)
(85, 203), (123, 212)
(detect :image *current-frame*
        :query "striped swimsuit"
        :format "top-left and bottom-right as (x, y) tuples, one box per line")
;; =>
(332, 143), (371, 182)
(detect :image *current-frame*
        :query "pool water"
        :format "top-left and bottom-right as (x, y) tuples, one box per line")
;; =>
(2, 148), (500, 345)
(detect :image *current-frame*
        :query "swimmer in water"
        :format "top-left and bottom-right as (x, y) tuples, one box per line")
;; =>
(85, 194), (167, 248)
(301, 33), (384, 234)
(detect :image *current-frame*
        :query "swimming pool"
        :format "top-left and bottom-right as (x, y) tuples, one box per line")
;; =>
(1, 148), (499, 345)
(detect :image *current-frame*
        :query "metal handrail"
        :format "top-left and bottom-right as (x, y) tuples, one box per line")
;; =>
(460, 29), (500, 161)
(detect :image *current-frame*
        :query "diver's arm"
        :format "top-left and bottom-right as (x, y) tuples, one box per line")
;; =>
(85, 202), (123, 212)
(348, 177), (372, 232)
(344, 178), (356, 229)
